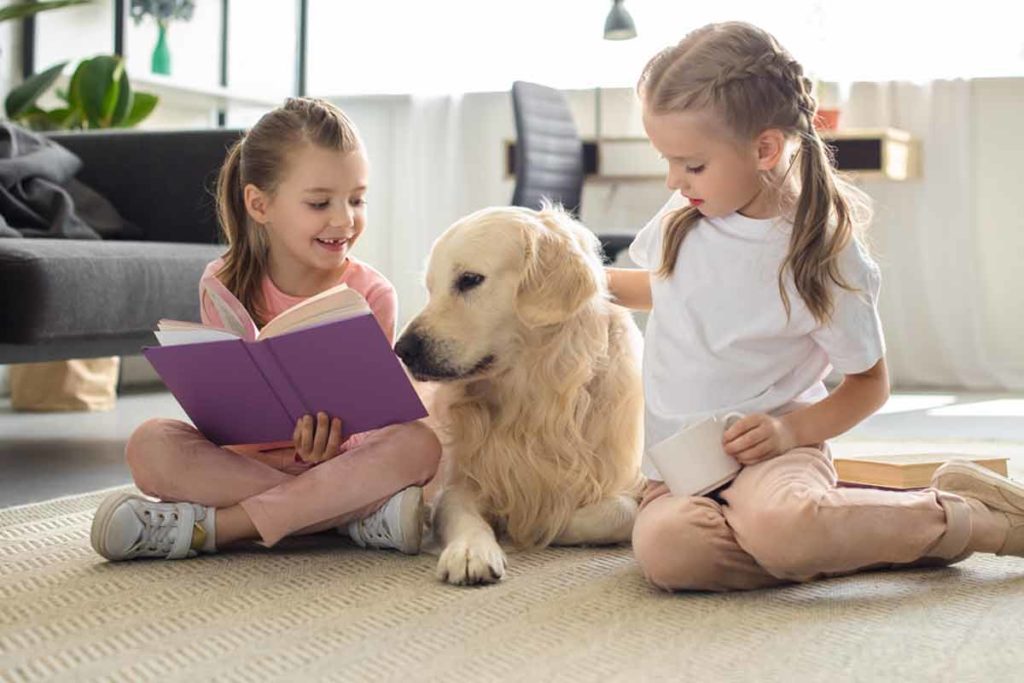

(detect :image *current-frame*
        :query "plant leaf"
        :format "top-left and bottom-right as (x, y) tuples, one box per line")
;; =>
(3, 61), (67, 118)
(0, 0), (91, 23)
(118, 91), (158, 128)
(110, 68), (133, 126)
(66, 58), (87, 111)
(77, 55), (122, 127)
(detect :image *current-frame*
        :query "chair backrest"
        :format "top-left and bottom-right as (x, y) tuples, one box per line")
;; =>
(510, 81), (585, 217)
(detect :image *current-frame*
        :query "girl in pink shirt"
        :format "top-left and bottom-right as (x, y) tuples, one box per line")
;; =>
(90, 98), (441, 561)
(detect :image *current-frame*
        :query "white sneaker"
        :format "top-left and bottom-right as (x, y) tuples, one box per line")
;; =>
(90, 491), (212, 561)
(346, 487), (425, 555)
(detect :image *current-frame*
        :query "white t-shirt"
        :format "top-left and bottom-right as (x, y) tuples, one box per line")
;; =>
(629, 193), (886, 480)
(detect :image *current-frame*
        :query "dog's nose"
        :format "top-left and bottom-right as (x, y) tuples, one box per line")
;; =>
(395, 332), (424, 366)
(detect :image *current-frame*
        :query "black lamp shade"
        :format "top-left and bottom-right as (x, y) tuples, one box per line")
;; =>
(604, 0), (636, 40)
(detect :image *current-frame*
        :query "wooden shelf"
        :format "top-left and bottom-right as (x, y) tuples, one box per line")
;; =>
(505, 128), (918, 182)
(127, 72), (283, 110)
(820, 128), (918, 180)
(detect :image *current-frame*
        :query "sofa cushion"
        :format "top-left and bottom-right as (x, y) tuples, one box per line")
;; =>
(0, 239), (224, 344)
(48, 129), (243, 244)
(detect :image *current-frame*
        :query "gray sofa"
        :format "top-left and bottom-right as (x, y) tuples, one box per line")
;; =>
(0, 129), (243, 364)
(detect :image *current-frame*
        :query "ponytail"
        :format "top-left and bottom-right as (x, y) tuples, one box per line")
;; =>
(215, 138), (270, 327)
(780, 129), (855, 323)
(655, 205), (702, 279)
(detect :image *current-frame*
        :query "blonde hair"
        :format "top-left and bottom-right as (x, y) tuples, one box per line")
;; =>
(639, 21), (871, 323)
(214, 97), (362, 326)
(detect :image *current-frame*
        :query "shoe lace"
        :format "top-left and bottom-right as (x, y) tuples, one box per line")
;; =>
(356, 508), (394, 545)
(138, 508), (182, 555)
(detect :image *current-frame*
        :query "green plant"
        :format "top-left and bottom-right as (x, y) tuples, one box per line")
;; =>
(4, 55), (159, 130)
(0, 0), (90, 23)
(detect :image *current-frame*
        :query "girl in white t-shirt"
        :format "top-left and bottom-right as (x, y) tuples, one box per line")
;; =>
(608, 21), (1024, 592)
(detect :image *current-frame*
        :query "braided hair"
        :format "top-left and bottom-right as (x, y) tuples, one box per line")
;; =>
(638, 22), (871, 324)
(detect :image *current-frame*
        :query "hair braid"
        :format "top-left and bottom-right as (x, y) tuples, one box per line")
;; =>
(638, 21), (873, 324)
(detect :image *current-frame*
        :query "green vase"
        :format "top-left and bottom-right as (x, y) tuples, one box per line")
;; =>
(151, 22), (171, 75)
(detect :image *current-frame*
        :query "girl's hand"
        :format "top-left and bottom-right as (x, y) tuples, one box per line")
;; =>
(293, 412), (344, 464)
(722, 413), (797, 466)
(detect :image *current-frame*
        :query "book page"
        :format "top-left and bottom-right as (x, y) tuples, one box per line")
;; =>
(201, 275), (259, 342)
(155, 328), (241, 347)
(839, 453), (1008, 466)
(257, 283), (370, 340)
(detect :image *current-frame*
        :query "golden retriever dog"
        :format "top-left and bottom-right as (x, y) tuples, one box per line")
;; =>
(395, 205), (644, 586)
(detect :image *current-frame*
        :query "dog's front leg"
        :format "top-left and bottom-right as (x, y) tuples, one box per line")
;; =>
(434, 487), (506, 586)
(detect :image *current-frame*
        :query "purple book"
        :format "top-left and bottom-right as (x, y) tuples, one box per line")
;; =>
(142, 313), (427, 446)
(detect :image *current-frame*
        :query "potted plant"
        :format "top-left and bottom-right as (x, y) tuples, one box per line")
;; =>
(4, 54), (159, 130)
(812, 79), (841, 131)
(129, 0), (195, 76)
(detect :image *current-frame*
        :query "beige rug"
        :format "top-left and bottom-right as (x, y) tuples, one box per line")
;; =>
(4, 444), (1024, 682)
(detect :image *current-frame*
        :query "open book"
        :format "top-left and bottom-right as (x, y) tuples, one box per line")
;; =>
(142, 276), (427, 446)
(833, 453), (1009, 489)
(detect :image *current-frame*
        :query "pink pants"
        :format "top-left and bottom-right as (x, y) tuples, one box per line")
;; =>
(632, 446), (974, 592)
(125, 418), (441, 546)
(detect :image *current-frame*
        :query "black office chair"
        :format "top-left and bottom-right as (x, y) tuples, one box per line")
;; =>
(510, 81), (634, 264)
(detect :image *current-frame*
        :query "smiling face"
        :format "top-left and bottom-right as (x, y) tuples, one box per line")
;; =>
(643, 106), (784, 220)
(244, 143), (369, 294)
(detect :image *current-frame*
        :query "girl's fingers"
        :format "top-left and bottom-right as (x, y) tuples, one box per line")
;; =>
(724, 424), (766, 455)
(738, 440), (775, 464)
(299, 414), (314, 456)
(324, 418), (343, 458)
(723, 416), (760, 442)
(311, 412), (330, 461)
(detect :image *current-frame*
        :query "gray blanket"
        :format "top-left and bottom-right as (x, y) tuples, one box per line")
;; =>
(0, 122), (131, 239)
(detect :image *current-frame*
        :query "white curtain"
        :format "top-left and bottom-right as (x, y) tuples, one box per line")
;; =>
(845, 80), (1024, 391)
(331, 95), (479, 331)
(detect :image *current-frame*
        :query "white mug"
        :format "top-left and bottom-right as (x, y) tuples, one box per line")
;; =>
(647, 412), (745, 497)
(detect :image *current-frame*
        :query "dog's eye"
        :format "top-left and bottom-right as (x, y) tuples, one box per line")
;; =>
(455, 272), (485, 293)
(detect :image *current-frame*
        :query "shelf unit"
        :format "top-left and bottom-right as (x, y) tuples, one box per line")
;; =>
(505, 128), (918, 182)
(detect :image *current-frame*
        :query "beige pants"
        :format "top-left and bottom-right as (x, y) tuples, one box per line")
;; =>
(125, 418), (441, 546)
(632, 446), (973, 592)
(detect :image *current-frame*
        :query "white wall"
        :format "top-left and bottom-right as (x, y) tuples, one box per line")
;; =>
(0, 20), (18, 98)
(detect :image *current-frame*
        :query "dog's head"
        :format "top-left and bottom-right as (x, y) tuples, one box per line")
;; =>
(396, 205), (606, 382)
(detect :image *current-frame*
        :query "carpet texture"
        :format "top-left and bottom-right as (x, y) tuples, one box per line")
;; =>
(4, 453), (1024, 681)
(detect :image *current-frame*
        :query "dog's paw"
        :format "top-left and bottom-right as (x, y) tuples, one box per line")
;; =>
(436, 536), (507, 586)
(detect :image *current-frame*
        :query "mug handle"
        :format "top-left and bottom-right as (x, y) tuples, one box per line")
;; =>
(722, 412), (745, 429)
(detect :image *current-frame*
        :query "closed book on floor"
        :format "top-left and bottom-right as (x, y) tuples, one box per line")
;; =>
(142, 277), (427, 446)
(833, 453), (1009, 489)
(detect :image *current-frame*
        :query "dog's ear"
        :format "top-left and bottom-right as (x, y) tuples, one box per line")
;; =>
(515, 210), (600, 329)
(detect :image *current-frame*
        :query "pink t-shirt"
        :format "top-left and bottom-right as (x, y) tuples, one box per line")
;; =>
(199, 256), (398, 345)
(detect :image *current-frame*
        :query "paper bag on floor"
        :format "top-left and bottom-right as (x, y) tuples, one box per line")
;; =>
(9, 357), (120, 412)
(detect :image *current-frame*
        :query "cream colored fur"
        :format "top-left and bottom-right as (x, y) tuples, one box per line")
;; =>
(397, 205), (644, 585)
